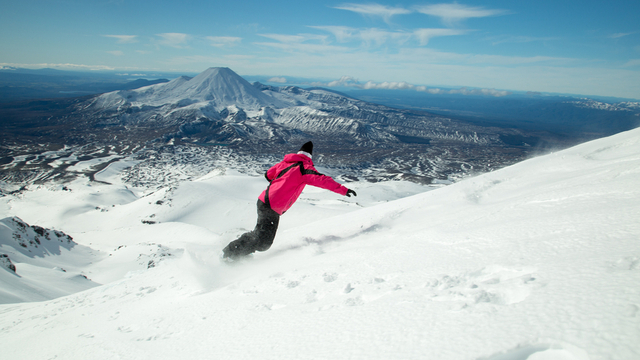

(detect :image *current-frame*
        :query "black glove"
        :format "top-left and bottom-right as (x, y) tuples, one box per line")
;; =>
(346, 189), (357, 197)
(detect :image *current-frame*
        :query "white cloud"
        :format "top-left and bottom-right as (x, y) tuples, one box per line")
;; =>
(106, 50), (124, 56)
(310, 26), (463, 47)
(206, 36), (242, 47)
(362, 80), (416, 90)
(156, 33), (191, 48)
(333, 3), (508, 26)
(103, 35), (138, 44)
(314, 75), (511, 97)
(415, 4), (508, 26)
(325, 76), (360, 87)
(334, 3), (411, 23)
(414, 28), (469, 45)
(268, 77), (287, 83)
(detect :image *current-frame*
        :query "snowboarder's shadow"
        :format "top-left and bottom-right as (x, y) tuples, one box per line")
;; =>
(272, 223), (384, 256)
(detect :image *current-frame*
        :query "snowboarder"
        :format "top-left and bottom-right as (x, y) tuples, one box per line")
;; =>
(222, 141), (357, 260)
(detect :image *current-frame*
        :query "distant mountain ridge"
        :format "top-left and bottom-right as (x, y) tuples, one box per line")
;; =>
(0, 67), (586, 185)
(0, 67), (170, 102)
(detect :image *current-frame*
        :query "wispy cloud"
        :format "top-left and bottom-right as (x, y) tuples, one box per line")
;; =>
(359, 28), (411, 46)
(103, 35), (138, 44)
(415, 4), (508, 26)
(414, 28), (469, 45)
(623, 59), (640, 67)
(609, 32), (637, 39)
(334, 3), (411, 23)
(259, 33), (328, 43)
(206, 36), (242, 47)
(106, 50), (124, 56)
(310, 26), (410, 47)
(310, 26), (466, 47)
(256, 33), (338, 53)
(156, 33), (191, 48)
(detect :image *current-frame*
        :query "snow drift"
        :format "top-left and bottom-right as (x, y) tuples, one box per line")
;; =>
(1, 128), (639, 360)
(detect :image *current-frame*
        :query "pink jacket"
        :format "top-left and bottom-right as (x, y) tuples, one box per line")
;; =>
(258, 153), (349, 215)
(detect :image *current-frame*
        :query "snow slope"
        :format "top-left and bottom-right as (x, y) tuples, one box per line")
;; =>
(1, 128), (640, 360)
(0, 217), (99, 303)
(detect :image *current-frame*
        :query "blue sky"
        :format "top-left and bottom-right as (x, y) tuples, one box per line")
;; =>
(1, 0), (640, 99)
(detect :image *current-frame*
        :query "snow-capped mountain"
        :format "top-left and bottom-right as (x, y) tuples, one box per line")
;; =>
(1, 67), (546, 186)
(85, 67), (493, 146)
(1, 126), (638, 360)
(94, 67), (286, 111)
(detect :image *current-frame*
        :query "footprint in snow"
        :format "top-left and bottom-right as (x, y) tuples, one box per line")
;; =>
(426, 265), (540, 308)
(607, 256), (639, 272)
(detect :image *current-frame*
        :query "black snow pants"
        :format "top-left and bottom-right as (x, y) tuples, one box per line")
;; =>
(223, 200), (280, 259)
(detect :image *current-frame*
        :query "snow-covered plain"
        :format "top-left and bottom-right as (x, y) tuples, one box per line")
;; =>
(1, 128), (640, 360)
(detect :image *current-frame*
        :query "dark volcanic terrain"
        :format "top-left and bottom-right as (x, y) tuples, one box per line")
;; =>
(1, 67), (633, 189)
